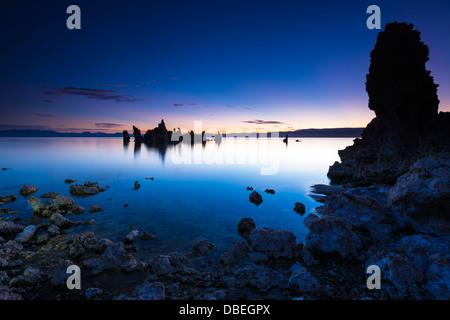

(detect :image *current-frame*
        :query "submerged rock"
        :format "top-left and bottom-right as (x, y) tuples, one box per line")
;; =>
(19, 185), (39, 196)
(139, 231), (155, 241)
(249, 191), (263, 205)
(124, 229), (139, 244)
(293, 202), (306, 214)
(89, 205), (103, 213)
(40, 192), (60, 199)
(0, 194), (17, 203)
(237, 217), (256, 238)
(194, 240), (215, 255)
(69, 181), (106, 196)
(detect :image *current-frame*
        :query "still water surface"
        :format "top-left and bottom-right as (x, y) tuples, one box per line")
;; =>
(0, 137), (353, 258)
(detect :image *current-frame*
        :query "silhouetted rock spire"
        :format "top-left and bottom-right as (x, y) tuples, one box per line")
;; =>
(133, 125), (142, 143)
(328, 22), (449, 185)
(366, 22), (439, 123)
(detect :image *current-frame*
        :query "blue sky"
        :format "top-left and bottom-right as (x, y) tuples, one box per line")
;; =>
(1, 0), (449, 133)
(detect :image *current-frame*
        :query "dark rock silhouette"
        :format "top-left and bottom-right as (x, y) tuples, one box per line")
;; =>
(132, 126), (142, 144)
(123, 130), (130, 144)
(123, 120), (207, 150)
(328, 22), (449, 185)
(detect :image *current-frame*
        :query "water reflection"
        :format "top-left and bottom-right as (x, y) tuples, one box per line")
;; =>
(0, 137), (354, 256)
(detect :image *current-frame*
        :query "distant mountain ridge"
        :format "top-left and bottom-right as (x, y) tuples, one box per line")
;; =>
(0, 127), (364, 138)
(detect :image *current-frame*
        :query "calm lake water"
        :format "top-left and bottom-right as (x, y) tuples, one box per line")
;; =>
(0, 137), (353, 259)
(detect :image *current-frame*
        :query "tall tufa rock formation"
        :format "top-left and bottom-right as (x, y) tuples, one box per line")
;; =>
(328, 22), (449, 185)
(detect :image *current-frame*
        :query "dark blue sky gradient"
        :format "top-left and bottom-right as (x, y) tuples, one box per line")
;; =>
(1, 0), (449, 132)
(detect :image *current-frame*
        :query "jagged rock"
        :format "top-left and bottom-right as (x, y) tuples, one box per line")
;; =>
(220, 241), (249, 265)
(48, 259), (75, 286)
(149, 255), (173, 276)
(70, 181), (106, 196)
(0, 241), (24, 268)
(19, 185), (39, 196)
(122, 130), (130, 144)
(234, 264), (289, 293)
(289, 263), (319, 293)
(388, 156), (450, 234)
(0, 287), (22, 300)
(124, 229), (139, 244)
(89, 205), (103, 213)
(293, 202), (305, 214)
(366, 249), (424, 299)
(133, 125), (142, 143)
(139, 231), (155, 241)
(50, 213), (74, 229)
(194, 240), (215, 255)
(134, 282), (165, 300)
(264, 189), (275, 194)
(14, 225), (36, 243)
(84, 242), (136, 275)
(249, 191), (263, 205)
(250, 252), (268, 264)
(85, 287), (103, 299)
(249, 228), (297, 259)
(134, 181), (140, 190)
(47, 225), (61, 236)
(303, 213), (319, 229)
(0, 220), (24, 237)
(64, 179), (76, 184)
(237, 217), (256, 238)
(40, 192), (59, 199)
(305, 216), (362, 259)
(0, 194), (17, 203)
(322, 185), (397, 244)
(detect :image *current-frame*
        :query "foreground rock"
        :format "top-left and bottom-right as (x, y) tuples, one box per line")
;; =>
(69, 181), (106, 196)
(19, 185), (39, 196)
(237, 217), (256, 238)
(249, 228), (297, 259)
(249, 191), (263, 205)
(305, 216), (362, 259)
(28, 194), (85, 217)
(388, 155), (450, 235)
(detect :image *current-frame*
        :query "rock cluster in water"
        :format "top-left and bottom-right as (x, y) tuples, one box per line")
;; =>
(123, 119), (207, 147)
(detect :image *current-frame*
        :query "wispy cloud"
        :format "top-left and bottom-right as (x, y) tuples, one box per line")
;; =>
(173, 104), (184, 107)
(94, 122), (123, 128)
(242, 119), (285, 125)
(42, 85), (144, 103)
(33, 113), (57, 118)
(225, 105), (235, 108)
(0, 124), (52, 130)
(97, 83), (130, 87)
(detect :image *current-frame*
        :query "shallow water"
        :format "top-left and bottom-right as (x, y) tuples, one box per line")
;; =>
(0, 137), (353, 259)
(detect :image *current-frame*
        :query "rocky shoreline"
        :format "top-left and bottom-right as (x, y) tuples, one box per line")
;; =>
(0, 177), (448, 300)
(1, 22), (449, 300)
